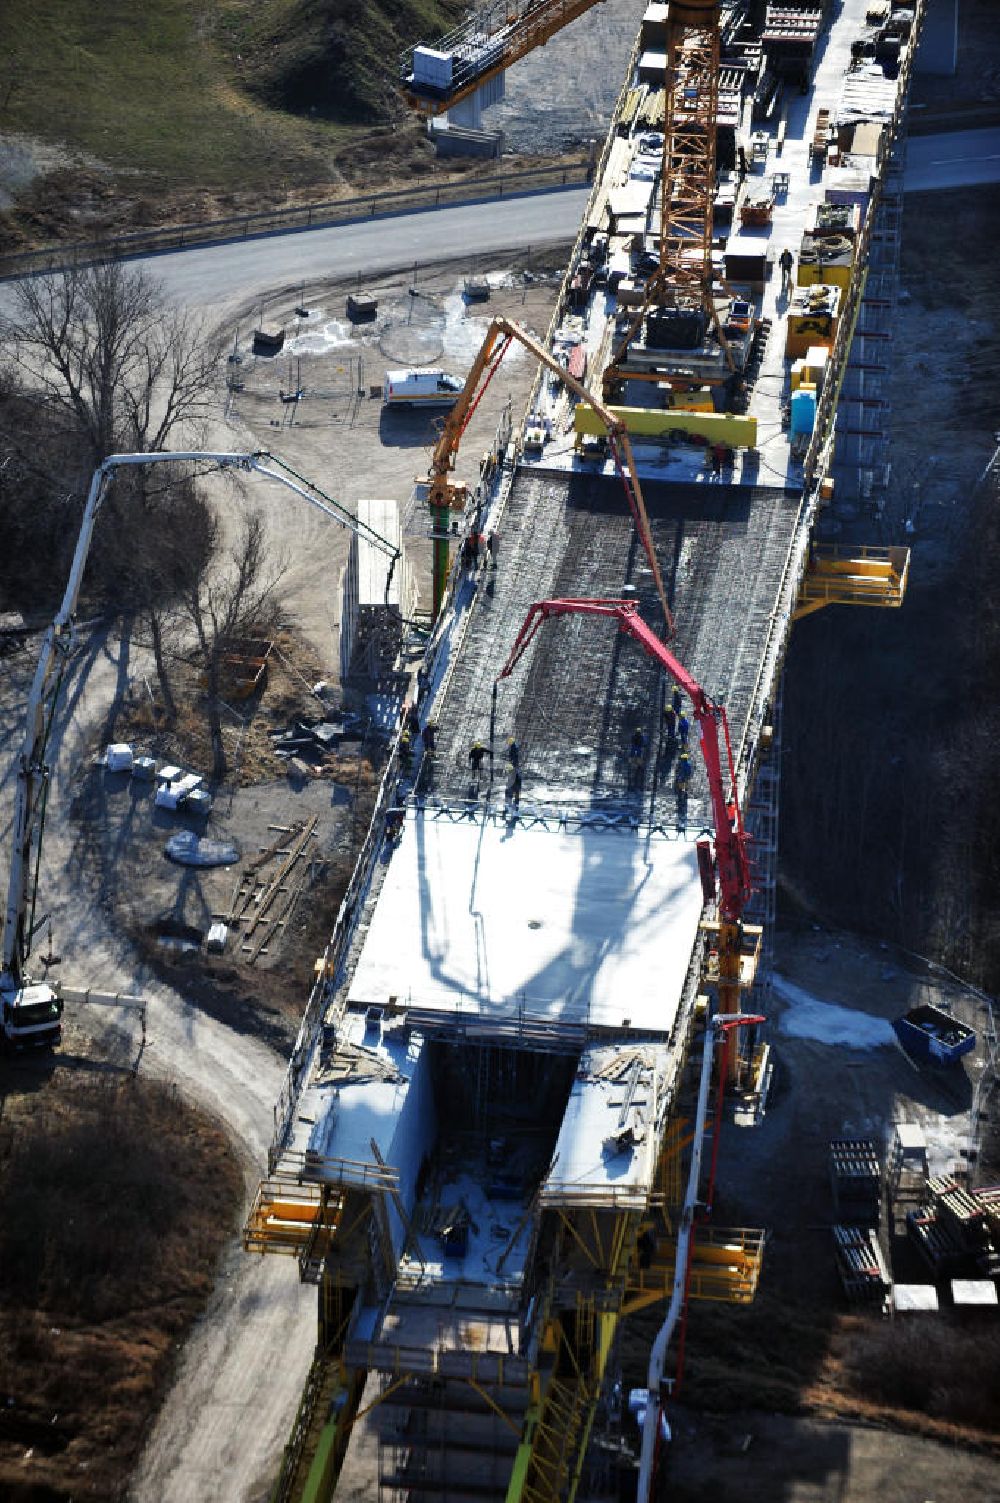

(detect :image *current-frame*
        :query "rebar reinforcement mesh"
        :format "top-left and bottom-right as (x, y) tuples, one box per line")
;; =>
(424, 472), (803, 829)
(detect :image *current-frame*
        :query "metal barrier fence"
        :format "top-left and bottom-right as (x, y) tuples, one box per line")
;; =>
(0, 161), (591, 281)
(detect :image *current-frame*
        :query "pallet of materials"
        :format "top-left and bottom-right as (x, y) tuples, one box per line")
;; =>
(833, 1224), (890, 1307)
(929, 1177), (1000, 1278)
(830, 1139), (881, 1224)
(905, 1204), (967, 1276)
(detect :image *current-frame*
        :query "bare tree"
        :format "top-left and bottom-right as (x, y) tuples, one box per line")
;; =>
(0, 258), (224, 712)
(1, 259), (221, 466)
(180, 508), (284, 780)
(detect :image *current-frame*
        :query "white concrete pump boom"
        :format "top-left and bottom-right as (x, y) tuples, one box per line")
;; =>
(2, 448), (402, 993)
(3, 450), (254, 983)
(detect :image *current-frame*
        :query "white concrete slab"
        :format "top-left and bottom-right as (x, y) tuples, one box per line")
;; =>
(543, 1045), (670, 1206)
(951, 1280), (999, 1309)
(348, 810), (703, 1034)
(893, 1284), (939, 1313)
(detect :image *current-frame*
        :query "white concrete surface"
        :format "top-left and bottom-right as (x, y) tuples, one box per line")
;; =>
(543, 1044), (670, 1207)
(348, 810), (703, 1033)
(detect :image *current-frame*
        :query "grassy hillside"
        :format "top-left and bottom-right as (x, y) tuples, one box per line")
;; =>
(0, 0), (464, 234)
(236, 0), (466, 125)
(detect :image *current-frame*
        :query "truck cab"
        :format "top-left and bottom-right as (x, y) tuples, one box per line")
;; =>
(0, 978), (63, 1049)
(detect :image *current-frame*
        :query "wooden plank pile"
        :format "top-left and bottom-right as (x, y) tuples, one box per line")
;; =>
(223, 816), (319, 964)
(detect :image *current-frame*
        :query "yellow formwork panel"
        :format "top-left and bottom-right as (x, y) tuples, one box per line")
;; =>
(785, 283), (841, 360)
(797, 256), (853, 291)
(574, 404), (758, 448)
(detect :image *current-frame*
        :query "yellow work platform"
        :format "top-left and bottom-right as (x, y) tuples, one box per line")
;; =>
(244, 1179), (342, 1257)
(795, 544), (910, 620)
(623, 1226), (766, 1315)
(700, 921), (763, 991)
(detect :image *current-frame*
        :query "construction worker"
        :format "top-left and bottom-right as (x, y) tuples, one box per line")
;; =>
(628, 727), (645, 789)
(469, 740), (488, 776)
(399, 729), (413, 771)
(663, 703), (677, 741)
(506, 736), (520, 772)
(404, 703), (420, 737)
(505, 769), (522, 813)
(416, 665), (430, 704)
(671, 684), (682, 717)
(486, 530), (499, 569)
(385, 807), (404, 843)
(677, 711), (690, 750)
(422, 720), (436, 756)
(674, 751), (692, 794)
(779, 246), (794, 294)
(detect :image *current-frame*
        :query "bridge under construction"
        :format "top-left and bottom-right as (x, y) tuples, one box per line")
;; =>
(247, 1), (923, 1498)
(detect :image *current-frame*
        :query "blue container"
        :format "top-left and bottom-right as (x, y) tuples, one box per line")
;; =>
(893, 1005), (976, 1065)
(790, 388), (817, 436)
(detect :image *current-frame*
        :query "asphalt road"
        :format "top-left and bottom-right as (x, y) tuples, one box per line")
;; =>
(149, 187), (591, 312)
(102, 127), (1000, 315)
(903, 126), (1000, 193)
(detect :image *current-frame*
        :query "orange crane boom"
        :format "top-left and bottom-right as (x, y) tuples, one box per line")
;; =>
(423, 314), (673, 632)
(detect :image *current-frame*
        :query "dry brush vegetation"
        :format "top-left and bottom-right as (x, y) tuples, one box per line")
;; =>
(0, 1073), (242, 1499)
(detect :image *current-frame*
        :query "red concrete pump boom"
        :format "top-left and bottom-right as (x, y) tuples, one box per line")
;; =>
(497, 597), (752, 922)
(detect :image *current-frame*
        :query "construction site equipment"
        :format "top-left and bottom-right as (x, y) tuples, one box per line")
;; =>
(794, 543), (909, 619)
(811, 106), (832, 163)
(832, 1224), (891, 1308)
(829, 1139), (881, 1225)
(623, 1225), (764, 1312)
(223, 817), (319, 964)
(635, 1011), (763, 1503)
(605, 0), (733, 395)
(216, 636), (273, 700)
(498, 599), (751, 925)
(1, 448), (402, 1051)
(573, 403), (758, 449)
(422, 315), (672, 629)
(400, 0), (610, 118)
(739, 187), (775, 226)
(893, 1004), (977, 1065)
(906, 1203), (968, 1277)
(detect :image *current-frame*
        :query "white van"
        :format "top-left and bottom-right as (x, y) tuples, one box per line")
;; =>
(382, 369), (464, 407)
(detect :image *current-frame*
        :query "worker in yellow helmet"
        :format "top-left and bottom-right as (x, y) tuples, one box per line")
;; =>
(675, 751), (692, 794)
